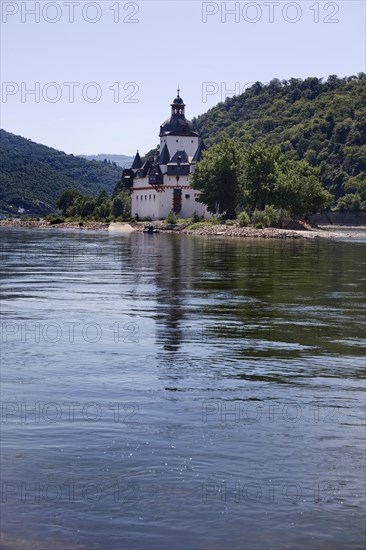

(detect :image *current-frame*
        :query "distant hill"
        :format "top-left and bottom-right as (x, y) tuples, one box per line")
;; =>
(79, 154), (134, 167)
(0, 130), (122, 215)
(193, 74), (366, 200)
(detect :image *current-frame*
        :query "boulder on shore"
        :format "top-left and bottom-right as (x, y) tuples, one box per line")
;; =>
(108, 222), (136, 233)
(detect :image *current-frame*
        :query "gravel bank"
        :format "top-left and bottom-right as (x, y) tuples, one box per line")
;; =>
(1, 219), (365, 240)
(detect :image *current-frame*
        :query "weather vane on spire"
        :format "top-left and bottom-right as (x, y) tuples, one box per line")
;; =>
(177, 85), (180, 97)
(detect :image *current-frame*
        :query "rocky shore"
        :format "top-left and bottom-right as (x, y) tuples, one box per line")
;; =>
(0, 219), (365, 240)
(0, 219), (109, 231)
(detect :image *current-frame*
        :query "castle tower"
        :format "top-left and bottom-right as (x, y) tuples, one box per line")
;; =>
(159, 89), (200, 160)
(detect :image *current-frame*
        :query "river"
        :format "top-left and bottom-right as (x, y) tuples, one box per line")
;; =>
(1, 228), (365, 550)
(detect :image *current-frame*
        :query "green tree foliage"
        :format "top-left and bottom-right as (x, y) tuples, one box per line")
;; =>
(275, 161), (332, 218)
(112, 193), (131, 217)
(240, 143), (282, 210)
(334, 193), (364, 212)
(343, 173), (366, 201)
(192, 74), (366, 205)
(57, 189), (130, 220)
(57, 189), (82, 213)
(191, 138), (243, 218)
(237, 211), (250, 227)
(0, 130), (122, 215)
(193, 141), (331, 220)
(166, 211), (178, 224)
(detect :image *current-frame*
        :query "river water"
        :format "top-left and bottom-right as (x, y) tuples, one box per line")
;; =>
(1, 228), (365, 550)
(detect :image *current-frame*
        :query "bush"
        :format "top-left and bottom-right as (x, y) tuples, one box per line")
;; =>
(166, 211), (178, 224)
(187, 218), (220, 230)
(262, 205), (280, 225)
(249, 206), (284, 228)
(251, 210), (271, 228)
(47, 216), (65, 225)
(225, 219), (236, 226)
(187, 221), (209, 230)
(238, 211), (250, 227)
(275, 208), (292, 227)
(192, 211), (203, 223)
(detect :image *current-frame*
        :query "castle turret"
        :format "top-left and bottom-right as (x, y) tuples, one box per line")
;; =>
(159, 90), (200, 159)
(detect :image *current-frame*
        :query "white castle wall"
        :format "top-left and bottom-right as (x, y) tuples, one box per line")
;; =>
(160, 135), (199, 160)
(131, 179), (160, 219)
(131, 176), (209, 220)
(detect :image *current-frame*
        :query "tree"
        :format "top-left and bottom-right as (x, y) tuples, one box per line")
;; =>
(80, 198), (95, 217)
(112, 192), (131, 218)
(112, 195), (124, 217)
(343, 173), (366, 200)
(191, 137), (244, 219)
(239, 143), (282, 211)
(334, 193), (363, 211)
(96, 190), (109, 206)
(275, 161), (332, 218)
(57, 189), (81, 215)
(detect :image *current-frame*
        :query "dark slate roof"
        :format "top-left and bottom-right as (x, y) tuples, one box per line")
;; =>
(169, 150), (189, 164)
(157, 143), (170, 165)
(192, 140), (206, 163)
(149, 164), (163, 176)
(159, 115), (199, 137)
(131, 151), (142, 169)
(171, 95), (185, 105)
(140, 159), (152, 177)
(171, 89), (185, 105)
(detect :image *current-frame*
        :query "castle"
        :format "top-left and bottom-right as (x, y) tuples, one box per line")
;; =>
(122, 90), (209, 220)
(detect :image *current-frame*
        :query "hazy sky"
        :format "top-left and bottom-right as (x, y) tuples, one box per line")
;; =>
(1, 0), (365, 155)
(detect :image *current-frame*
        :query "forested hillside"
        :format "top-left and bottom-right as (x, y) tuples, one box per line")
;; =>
(0, 130), (122, 215)
(193, 74), (366, 202)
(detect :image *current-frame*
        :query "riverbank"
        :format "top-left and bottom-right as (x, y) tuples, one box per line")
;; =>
(0, 219), (365, 240)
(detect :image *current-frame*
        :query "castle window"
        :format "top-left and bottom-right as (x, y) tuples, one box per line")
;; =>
(176, 140), (179, 143)
(145, 195), (147, 200)
(154, 195), (156, 200)
(136, 196), (138, 200)
(149, 194), (151, 200)
(185, 194), (190, 199)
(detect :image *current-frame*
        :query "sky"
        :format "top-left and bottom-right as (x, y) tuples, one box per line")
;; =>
(1, 0), (365, 156)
